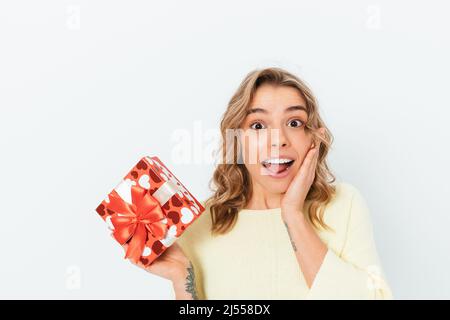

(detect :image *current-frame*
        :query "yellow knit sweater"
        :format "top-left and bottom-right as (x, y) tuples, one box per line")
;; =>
(177, 182), (393, 299)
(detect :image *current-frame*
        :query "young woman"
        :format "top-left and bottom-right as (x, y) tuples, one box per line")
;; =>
(128, 67), (393, 299)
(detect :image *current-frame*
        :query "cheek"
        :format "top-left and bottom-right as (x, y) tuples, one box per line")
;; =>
(293, 136), (314, 163)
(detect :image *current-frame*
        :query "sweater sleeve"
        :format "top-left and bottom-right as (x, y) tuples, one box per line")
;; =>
(305, 187), (393, 299)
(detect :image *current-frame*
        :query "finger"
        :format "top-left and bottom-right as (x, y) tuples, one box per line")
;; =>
(313, 142), (320, 163)
(308, 129), (323, 172)
(311, 141), (320, 164)
(308, 153), (318, 174)
(302, 146), (317, 171)
(303, 142), (319, 176)
(294, 147), (317, 183)
(309, 143), (321, 179)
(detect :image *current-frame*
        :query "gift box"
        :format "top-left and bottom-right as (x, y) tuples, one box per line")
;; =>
(95, 156), (205, 266)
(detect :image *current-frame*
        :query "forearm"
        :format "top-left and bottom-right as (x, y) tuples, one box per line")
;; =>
(172, 261), (199, 300)
(282, 210), (328, 288)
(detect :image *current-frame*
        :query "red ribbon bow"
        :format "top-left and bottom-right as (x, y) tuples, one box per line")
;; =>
(106, 185), (167, 263)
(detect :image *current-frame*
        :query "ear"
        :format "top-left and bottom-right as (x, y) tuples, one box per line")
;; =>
(312, 128), (326, 148)
(318, 127), (326, 137)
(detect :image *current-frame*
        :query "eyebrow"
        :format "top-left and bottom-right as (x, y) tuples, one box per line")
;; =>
(246, 105), (307, 115)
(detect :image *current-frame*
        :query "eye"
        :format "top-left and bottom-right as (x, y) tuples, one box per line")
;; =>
(288, 119), (304, 128)
(249, 121), (266, 130)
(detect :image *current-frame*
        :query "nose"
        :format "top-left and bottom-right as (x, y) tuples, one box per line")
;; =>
(270, 128), (289, 148)
(272, 141), (287, 147)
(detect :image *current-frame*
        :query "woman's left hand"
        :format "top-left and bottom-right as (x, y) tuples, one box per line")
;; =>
(281, 128), (324, 217)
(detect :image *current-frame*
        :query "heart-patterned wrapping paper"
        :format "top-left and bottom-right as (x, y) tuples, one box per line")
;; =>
(95, 156), (205, 266)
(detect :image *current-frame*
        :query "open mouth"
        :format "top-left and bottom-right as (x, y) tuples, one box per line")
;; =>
(261, 158), (295, 176)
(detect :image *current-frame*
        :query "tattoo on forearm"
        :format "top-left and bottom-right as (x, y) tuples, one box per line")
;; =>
(185, 262), (199, 299)
(284, 221), (297, 252)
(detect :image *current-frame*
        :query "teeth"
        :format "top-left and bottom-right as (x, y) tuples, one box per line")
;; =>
(263, 158), (293, 165)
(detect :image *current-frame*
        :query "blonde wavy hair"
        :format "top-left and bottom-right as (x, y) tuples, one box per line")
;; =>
(206, 67), (336, 235)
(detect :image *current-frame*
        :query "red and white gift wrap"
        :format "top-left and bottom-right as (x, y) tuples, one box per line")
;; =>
(95, 156), (205, 266)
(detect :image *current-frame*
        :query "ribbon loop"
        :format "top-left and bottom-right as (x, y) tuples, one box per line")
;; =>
(106, 185), (168, 263)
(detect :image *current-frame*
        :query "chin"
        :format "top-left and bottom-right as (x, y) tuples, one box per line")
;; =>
(261, 180), (290, 194)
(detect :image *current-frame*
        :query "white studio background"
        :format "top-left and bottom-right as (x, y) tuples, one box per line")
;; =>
(1, 0), (449, 299)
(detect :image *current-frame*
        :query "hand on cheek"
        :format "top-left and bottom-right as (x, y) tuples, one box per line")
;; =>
(281, 128), (324, 216)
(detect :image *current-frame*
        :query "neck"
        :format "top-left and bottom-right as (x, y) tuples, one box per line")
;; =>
(245, 180), (283, 210)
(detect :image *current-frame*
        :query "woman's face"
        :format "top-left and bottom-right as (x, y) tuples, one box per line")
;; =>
(239, 84), (314, 194)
